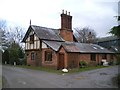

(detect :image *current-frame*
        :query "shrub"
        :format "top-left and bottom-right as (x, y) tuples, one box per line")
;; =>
(79, 60), (87, 68)
(108, 61), (113, 65)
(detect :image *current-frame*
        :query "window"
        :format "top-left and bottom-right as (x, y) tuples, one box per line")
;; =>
(45, 51), (52, 61)
(31, 52), (35, 60)
(30, 34), (34, 44)
(110, 54), (113, 59)
(91, 54), (96, 61)
(102, 54), (107, 59)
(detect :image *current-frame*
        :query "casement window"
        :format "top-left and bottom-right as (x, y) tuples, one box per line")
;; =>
(30, 34), (34, 44)
(45, 51), (52, 61)
(91, 54), (96, 61)
(110, 54), (113, 59)
(31, 52), (35, 60)
(102, 54), (107, 59)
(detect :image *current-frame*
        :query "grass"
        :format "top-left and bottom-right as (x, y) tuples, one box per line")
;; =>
(16, 65), (62, 74)
(68, 65), (110, 74)
(16, 65), (110, 74)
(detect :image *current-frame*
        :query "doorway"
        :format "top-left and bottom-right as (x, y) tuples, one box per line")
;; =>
(58, 53), (64, 69)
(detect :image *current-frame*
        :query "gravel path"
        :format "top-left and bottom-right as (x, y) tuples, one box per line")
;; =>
(2, 65), (119, 88)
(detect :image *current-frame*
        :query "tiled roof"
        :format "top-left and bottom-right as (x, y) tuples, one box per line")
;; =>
(63, 42), (114, 53)
(22, 25), (64, 42)
(96, 36), (120, 42)
(32, 25), (63, 41)
(42, 40), (114, 53)
(42, 40), (62, 51)
(109, 46), (120, 53)
(62, 42), (81, 52)
(75, 43), (114, 53)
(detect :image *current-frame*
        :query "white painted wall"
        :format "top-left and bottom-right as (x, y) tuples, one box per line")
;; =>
(25, 30), (48, 50)
(25, 30), (40, 50)
(42, 42), (47, 48)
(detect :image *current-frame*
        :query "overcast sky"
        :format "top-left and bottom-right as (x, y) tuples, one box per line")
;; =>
(0, 0), (119, 37)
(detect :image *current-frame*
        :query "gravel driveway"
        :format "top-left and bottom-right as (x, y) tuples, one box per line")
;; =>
(2, 65), (119, 88)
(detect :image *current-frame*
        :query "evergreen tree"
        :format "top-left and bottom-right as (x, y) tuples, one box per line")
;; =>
(2, 49), (9, 64)
(8, 42), (25, 65)
(109, 16), (120, 37)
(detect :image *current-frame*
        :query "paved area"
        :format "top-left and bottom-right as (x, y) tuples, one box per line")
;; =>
(0, 65), (2, 89)
(2, 65), (119, 88)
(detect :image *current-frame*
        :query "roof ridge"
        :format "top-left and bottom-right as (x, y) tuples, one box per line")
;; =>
(31, 25), (58, 30)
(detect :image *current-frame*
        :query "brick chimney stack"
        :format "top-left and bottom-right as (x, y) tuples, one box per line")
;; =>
(61, 10), (72, 30)
(60, 10), (73, 42)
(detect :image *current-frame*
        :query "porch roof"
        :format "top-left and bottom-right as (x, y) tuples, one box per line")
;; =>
(42, 40), (62, 51)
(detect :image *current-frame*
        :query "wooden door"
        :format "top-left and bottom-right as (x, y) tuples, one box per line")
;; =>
(58, 53), (64, 69)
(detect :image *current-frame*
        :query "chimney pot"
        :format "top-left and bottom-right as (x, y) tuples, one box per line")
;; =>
(68, 12), (70, 15)
(66, 10), (67, 15)
(62, 10), (64, 14)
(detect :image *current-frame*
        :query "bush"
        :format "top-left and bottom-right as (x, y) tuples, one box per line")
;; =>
(108, 61), (113, 65)
(79, 60), (87, 68)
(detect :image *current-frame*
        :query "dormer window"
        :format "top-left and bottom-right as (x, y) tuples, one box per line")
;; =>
(30, 34), (34, 44)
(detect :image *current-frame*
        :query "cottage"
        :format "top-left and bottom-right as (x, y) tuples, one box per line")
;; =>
(22, 10), (115, 69)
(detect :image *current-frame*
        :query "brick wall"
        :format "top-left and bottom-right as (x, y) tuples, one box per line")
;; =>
(26, 49), (116, 69)
(42, 48), (58, 69)
(60, 29), (73, 42)
(78, 53), (116, 66)
(59, 47), (67, 68)
(26, 50), (41, 66)
(60, 11), (73, 42)
(79, 54), (100, 66)
(79, 54), (90, 63)
(67, 53), (79, 68)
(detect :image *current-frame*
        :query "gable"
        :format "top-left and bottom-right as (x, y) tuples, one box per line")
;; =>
(22, 26), (34, 42)
(25, 28), (39, 42)
(22, 25), (64, 42)
(25, 30), (40, 50)
(59, 46), (66, 53)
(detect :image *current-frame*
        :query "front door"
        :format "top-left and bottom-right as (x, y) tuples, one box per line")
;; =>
(58, 53), (64, 69)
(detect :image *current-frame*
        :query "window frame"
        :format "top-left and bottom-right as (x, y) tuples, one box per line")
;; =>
(31, 52), (35, 60)
(30, 34), (34, 44)
(90, 54), (96, 61)
(45, 51), (52, 61)
(102, 54), (107, 59)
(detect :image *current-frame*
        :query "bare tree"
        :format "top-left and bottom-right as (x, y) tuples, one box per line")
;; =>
(6, 26), (25, 44)
(0, 19), (25, 51)
(0, 19), (8, 51)
(74, 27), (96, 43)
(0, 20), (6, 30)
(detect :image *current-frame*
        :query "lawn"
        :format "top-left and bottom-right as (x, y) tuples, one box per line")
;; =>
(16, 65), (110, 74)
(17, 65), (61, 74)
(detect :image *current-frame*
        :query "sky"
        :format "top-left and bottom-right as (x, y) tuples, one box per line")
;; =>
(0, 0), (119, 37)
